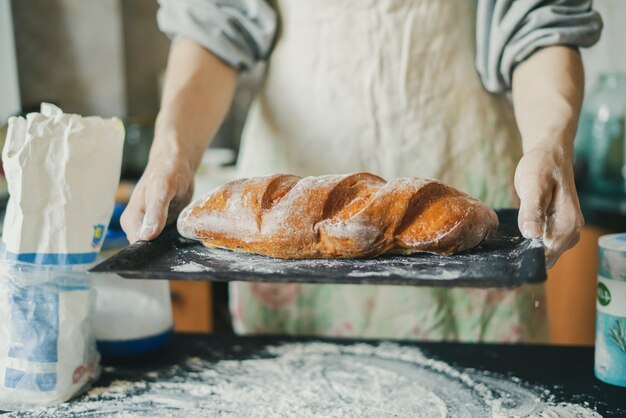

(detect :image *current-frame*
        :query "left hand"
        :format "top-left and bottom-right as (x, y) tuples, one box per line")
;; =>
(514, 144), (584, 268)
(121, 149), (195, 243)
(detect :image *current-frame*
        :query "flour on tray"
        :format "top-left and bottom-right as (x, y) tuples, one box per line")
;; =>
(176, 246), (472, 280)
(171, 261), (212, 273)
(10, 342), (600, 418)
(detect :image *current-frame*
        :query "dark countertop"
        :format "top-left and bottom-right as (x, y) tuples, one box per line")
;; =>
(125, 335), (626, 416)
(579, 192), (626, 232)
(3, 334), (624, 417)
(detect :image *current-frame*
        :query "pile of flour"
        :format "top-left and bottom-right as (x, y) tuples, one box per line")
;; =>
(6, 342), (599, 418)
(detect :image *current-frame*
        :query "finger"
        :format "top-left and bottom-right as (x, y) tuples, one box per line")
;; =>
(166, 175), (194, 225)
(120, 183), (147, 244)
(543, 184), (584, 268)
(544, 228), (580, 269)
(515, 172), (553, 239)
(121, 207), (145, 244)
(138, 175), (176, 240)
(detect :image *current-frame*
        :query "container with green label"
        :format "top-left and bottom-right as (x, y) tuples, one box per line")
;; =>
(596, 234), (626, 386)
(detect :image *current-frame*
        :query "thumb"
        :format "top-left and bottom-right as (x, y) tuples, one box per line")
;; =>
(137, 178), (174, 241)
(515, 174), (552, 239)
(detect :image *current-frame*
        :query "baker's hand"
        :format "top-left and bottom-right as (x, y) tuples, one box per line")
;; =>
(121, 153), (195, 243)
(514, 145), (584, 268)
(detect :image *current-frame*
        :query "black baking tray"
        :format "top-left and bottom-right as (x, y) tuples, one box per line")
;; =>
(91, 209), (546, 287)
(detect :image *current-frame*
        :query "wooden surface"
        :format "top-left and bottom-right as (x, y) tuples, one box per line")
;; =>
(169, 281), (213, 333)
(546, 226), (606, 346)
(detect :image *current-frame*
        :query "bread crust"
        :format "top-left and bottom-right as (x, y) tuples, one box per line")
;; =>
(177, 173), (499, 259)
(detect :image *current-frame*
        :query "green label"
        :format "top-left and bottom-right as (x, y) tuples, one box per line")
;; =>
(598, 282), (612, 306)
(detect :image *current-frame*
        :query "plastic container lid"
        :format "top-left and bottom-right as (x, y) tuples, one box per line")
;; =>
(599, 234), (626, 252)
(599, 234), (626, 281)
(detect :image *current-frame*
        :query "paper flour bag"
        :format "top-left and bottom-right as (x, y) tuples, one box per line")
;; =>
(0, 103), (124, 410)
(1, 103), (124, 263)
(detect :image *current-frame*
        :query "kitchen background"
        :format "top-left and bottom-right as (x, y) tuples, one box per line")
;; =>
(1, 0), (625, 343)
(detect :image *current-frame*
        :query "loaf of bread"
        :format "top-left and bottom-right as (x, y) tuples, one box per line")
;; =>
(177, 173), (498, 259)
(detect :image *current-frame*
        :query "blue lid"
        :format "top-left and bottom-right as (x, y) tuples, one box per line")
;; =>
(97, 328), (173, 358)
(102, 203), (129, 250)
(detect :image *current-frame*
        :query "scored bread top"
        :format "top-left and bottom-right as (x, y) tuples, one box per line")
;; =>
(177, 173), (499, 259)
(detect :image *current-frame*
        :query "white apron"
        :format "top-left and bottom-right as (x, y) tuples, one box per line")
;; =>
(230, 0), (548, 342)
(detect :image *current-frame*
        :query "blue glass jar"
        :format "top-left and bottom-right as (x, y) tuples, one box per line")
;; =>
(575, 73), (626, 196)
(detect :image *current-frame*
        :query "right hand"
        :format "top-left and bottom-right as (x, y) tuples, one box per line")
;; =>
(514, 144), (584, 268)
(121, 153), (195, 243)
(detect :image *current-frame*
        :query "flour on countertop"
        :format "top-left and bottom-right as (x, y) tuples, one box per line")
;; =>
(7, 342), (600, 418)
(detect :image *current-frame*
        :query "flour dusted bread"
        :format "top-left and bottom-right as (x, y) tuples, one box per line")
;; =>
(177, 173), (498, 259)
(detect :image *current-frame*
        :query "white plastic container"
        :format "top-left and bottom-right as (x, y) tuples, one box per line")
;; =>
(92, 204), (173, 358)
(595, 233), (626, 387)
(92, 265), (173, 357)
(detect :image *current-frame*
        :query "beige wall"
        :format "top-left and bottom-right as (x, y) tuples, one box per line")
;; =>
(12, 0), (126, 117)
(11, 0), (171, 118)
(11, 0), (260, 150)
(120, 0), (169, 116)
(0, 0), (20, 123)
(582, 0), (626, 90)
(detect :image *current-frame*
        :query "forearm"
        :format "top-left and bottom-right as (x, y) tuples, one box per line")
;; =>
(512, 46), (584, 155)
(152, 37), (238, 171)
(511, 45), (585, 266)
